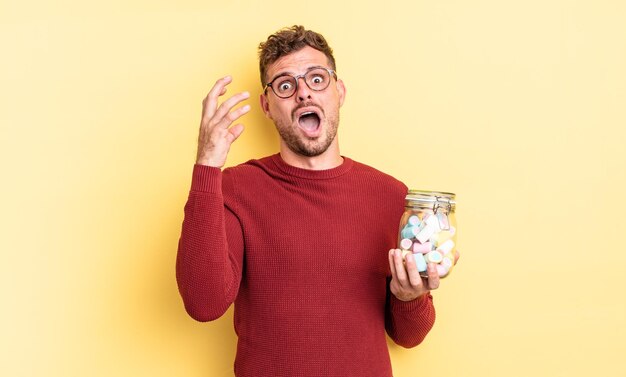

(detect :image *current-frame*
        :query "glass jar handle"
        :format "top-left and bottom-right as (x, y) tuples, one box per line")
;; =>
(433, 196), (451, 230)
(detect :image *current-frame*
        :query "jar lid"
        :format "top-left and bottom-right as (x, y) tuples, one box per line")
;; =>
(406, 190), (456, 211)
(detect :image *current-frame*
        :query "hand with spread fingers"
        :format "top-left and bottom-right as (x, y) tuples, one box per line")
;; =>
(388, 249), (460, 301)
(196, 76), (251, 168)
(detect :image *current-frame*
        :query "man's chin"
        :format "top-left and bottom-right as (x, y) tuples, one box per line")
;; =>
(291, 146), (325, 158)
(277, 122), (337, 158)
(289, 139), (331, 158)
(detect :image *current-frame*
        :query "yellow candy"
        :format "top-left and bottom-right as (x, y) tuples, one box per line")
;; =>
(401, 249), (412, 261)
(433, 230), (453, 247)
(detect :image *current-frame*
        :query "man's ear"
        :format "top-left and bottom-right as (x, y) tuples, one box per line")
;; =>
(260, 93), (272, 119)
(337, 79), (346, 107)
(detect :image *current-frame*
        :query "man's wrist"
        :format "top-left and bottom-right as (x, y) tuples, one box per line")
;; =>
(196, 155), (224, 168)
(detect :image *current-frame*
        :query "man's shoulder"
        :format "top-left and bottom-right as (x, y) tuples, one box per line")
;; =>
(348, 158), (408, 193)
(222, 154), (278, 182)
(223, 154), (274, 172)
(349, 158), (405, 183)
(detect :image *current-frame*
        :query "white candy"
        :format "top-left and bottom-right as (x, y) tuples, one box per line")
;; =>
(416, 215), (441, 244)
(437, 239), (455, 254)
(436, 212), (450, 230)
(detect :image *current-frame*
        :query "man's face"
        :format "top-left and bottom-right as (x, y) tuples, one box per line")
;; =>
(260, 46), (346, 157)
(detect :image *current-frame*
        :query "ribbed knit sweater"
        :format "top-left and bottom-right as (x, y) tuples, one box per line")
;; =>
(176, 154), (436, 377)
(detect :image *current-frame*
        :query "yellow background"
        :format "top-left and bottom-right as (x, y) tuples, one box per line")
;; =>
(2, 0), (625, 376)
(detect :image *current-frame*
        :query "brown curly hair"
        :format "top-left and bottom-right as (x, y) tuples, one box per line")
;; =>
(258, 25), (336, 87)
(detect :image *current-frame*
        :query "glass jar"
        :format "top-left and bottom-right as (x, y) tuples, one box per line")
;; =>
(398, 190), (457, 278)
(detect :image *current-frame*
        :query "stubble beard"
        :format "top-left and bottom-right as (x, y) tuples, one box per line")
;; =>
(275, 111), (340, 157)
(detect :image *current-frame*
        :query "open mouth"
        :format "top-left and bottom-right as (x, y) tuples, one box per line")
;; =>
(297, 111), (321, 134)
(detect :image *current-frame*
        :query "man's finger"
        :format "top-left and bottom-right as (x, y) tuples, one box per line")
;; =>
(388, 249), (398, 280)
(219, 103), (251, 129)
(404, 253), (423, 288)
(203, 75), (233, 119)
(212, 91), (250, 126)
(226, 124), (245, 143)
(393, 249), (408, 285)
(426, 263), (440, 290)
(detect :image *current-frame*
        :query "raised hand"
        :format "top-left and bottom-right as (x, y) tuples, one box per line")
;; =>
(196, 76), (251, 167)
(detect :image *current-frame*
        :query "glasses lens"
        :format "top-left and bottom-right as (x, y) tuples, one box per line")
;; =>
(305, 68), (331, 91)
(273, 76), (297, 98)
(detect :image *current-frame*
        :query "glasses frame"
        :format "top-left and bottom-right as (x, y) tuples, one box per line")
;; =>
(264, 67), (337, 99)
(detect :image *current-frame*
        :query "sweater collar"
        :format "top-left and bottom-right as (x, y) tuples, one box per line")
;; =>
(269, 153), (353, 180)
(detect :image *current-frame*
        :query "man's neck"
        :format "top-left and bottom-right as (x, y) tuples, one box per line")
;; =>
(278, 143), (343, 170)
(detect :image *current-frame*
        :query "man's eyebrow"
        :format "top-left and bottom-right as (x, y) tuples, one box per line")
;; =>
(268, 70), (295, 82)
(268, 65), (327, 83)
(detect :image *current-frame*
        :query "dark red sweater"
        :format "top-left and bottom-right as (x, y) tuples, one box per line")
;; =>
(176, 154), (435, 377)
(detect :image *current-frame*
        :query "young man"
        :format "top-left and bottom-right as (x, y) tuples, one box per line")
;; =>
(177, 25), (446, 376)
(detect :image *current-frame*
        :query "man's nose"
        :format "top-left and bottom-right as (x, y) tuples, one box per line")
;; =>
(295, 76), (312, 102)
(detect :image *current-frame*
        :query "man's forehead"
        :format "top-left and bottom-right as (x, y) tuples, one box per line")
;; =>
(266, 47), (329, 78)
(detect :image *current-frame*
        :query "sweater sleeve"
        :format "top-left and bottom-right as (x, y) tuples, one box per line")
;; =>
(176, 164), (245, 322)
(385, 287), (436, 348)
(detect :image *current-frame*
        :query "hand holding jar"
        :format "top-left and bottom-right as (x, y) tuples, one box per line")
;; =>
(398, 190), (458, 279)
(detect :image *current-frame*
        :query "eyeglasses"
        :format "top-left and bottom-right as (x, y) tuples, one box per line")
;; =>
(264, 67), (337, 99)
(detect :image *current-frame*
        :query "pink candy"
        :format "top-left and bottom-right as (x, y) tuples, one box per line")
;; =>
(413, 241), (432, 254)
(400, 238), (413, 250)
